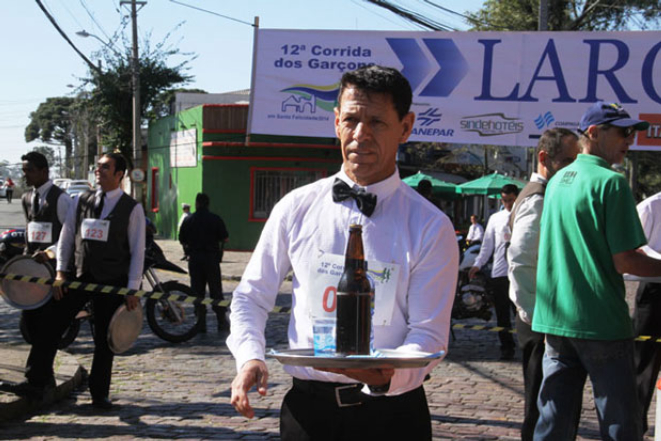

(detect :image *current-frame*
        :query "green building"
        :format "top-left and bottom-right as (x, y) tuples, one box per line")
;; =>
(147, 104), (342, 251)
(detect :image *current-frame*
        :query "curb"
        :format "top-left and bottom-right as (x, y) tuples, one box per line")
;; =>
(0, 347), (85, 422)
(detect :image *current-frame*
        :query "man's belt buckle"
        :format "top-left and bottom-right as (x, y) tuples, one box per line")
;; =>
(335, 384), (363, 408)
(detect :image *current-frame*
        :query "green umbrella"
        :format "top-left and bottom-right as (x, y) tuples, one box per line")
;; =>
(457, 172), (525, 197)
(402, 171), (458, 196)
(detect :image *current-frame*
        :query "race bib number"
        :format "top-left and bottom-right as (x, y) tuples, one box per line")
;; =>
(81, 218), (110, 242)
(27, 222), (53, 244)
(308, 253), (400, 326)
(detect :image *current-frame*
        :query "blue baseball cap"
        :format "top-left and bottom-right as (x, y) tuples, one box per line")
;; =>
(578, 101), (650, 132)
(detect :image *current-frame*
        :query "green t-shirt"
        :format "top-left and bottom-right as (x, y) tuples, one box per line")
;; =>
(532, 154), (647, 340)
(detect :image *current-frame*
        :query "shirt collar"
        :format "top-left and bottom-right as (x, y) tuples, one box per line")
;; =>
(97, 187), (123, 200)
(530, 172), (547, 185)
(35, 180), (53, 197)
(576, 153), (611, 169)
(336, 165), (401, 201)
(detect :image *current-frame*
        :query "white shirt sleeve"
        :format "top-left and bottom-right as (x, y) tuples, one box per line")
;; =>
(473, 218), (495, 269)
(45, 193), (73, 256)
(127, 204), (146, 290)
(507, 195), (543, 324)
(226, 199), (293, 370)
(56, 195), (81, 272)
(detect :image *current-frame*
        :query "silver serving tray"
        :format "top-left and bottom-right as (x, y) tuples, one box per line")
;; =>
(268, 348), (445, 369)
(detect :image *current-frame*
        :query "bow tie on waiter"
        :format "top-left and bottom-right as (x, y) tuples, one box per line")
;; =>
(332, 178), (377, 217)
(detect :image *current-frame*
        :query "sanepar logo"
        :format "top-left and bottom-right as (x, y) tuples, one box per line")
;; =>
(460, 113), (524, 137)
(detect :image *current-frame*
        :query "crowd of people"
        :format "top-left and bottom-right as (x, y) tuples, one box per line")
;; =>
(0, 64), (659, 440)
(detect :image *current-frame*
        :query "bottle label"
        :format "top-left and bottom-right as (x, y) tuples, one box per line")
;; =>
(307, 252), (400, 326)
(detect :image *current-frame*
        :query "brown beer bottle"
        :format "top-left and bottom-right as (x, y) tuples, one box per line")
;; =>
(336, 224), (373, 355)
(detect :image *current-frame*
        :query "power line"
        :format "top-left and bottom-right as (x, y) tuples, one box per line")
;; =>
(168, 0), (255, 27)
(79, 0), (113, 42)
(34, 0), (102, 74)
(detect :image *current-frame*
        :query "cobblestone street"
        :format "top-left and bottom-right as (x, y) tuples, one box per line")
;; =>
(0, 239), (655, 440)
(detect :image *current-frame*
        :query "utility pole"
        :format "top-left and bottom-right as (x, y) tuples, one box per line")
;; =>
(538, 0), (549, 31)
(121, 0), (146, 198)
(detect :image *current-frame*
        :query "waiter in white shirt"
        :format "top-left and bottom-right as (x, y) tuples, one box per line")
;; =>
(227, 65), (458, 441)
(466, 214), (484, 245)
(0, 151), (71, 400)
(54, 152), (145, 410)
(469, 184), (519, 360)
(633, 190), (661, 434)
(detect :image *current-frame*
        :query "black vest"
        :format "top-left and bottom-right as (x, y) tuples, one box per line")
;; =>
(22, 185), (65, 253)
(74, 190), (137, 284)
(508, 181), (546, 232)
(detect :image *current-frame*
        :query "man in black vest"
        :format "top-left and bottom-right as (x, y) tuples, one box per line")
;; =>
(0, 151), (71, 400)
(179, 192), (229, 332)
(507, 128), (579, 441)
(54, 152), (145, 410)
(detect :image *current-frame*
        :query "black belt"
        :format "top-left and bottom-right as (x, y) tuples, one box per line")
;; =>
(293, 378), (375, 408)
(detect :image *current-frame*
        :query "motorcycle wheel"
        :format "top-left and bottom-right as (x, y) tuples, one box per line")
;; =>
(19, 313), (81, 350)
(146, 281), (201, 343)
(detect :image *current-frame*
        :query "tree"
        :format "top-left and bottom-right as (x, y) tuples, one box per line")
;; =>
(31, 146), (57, 167)
(83, 36), (194, 166)
(363, 0), (661, 31)
(25, 97), (75, 178)
(149, 88), (208, 120)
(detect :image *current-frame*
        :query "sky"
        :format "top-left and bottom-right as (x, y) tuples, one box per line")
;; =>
(0, 0), (485, 167)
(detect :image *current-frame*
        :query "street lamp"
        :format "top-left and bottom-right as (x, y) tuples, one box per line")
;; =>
(75, 30), (121, 57)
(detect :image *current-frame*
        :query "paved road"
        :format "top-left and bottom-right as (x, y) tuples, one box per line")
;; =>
(0, 198), (656, 440)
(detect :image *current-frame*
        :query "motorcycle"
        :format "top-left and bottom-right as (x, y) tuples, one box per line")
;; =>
(6, 226), (203, 347)
(452, 234), (493, 321)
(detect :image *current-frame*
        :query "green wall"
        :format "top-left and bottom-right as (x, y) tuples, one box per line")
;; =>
(148, 105), (342, 250)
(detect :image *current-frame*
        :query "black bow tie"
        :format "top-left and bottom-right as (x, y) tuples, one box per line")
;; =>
(332, 178), (377, 217)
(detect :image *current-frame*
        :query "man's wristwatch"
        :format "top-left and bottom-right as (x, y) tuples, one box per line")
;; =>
(367, 381), (390, 395)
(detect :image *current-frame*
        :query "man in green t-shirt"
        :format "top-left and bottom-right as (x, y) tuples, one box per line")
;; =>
(532, 102), (661, 440)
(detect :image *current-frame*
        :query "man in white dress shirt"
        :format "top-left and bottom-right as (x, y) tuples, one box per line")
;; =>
(633, 190), (661, 434)
(466, 214), (484, 245)
(228, 65), (458, 440)
(506, 128), (579, 441)
(54, 152), (145, 410)
(469, 184), (519, 360)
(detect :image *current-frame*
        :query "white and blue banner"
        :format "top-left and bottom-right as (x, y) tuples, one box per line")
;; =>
(248, 29), (661, 150)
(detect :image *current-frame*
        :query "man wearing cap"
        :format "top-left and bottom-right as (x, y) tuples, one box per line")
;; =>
(532, 102), (661, 440)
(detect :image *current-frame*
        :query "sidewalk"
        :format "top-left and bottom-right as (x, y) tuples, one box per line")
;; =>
(0, 238), (251, 422)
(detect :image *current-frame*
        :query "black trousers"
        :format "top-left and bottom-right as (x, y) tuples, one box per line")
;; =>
(24, 299), (62, 387)
(280, 379), (431, 441)
(490, 276), (515, 351)
(516, 316), (545, 441)
(53, 275), (126, 399)
(633, 282), (661, 433)
(188, 253), (225, 321)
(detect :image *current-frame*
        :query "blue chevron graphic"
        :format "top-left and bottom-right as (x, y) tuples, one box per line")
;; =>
(420, 39), (469, 97)
(387, 38), (468, 98)
(534, 111), (556, 129)
(386, 38), (435, 92)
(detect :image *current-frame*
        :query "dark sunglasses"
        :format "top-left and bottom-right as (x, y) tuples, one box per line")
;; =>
(604, 124), (635, 138)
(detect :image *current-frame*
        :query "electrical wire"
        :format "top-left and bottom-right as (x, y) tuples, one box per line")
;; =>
(168, 0), (255, 27)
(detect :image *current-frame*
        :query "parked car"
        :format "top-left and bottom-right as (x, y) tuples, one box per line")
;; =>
(53, 178), (71, 189)
(66, 184), (92, 198)
(0, 180), (6, 199)
(68, 179), (92, 187)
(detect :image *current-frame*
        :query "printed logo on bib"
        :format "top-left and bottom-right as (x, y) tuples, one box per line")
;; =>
(27, 222), (53, 244)
(81, 218), (110, 242)
(308, 252), (399, 326)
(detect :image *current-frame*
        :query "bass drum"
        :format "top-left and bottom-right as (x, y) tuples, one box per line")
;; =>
(19, 312), (81, 349)
(0, 255), (53, 310)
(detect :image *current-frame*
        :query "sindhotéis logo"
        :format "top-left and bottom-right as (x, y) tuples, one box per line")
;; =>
(460, 113), (523, 137)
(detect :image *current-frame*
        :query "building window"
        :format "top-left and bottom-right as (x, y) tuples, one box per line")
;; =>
(151, 167), (159, 212)
(251, 168), (326, 220)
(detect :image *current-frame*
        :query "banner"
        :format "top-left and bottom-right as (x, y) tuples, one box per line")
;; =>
(248, 30), (661, 150)
(170, 128), (197, 168)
